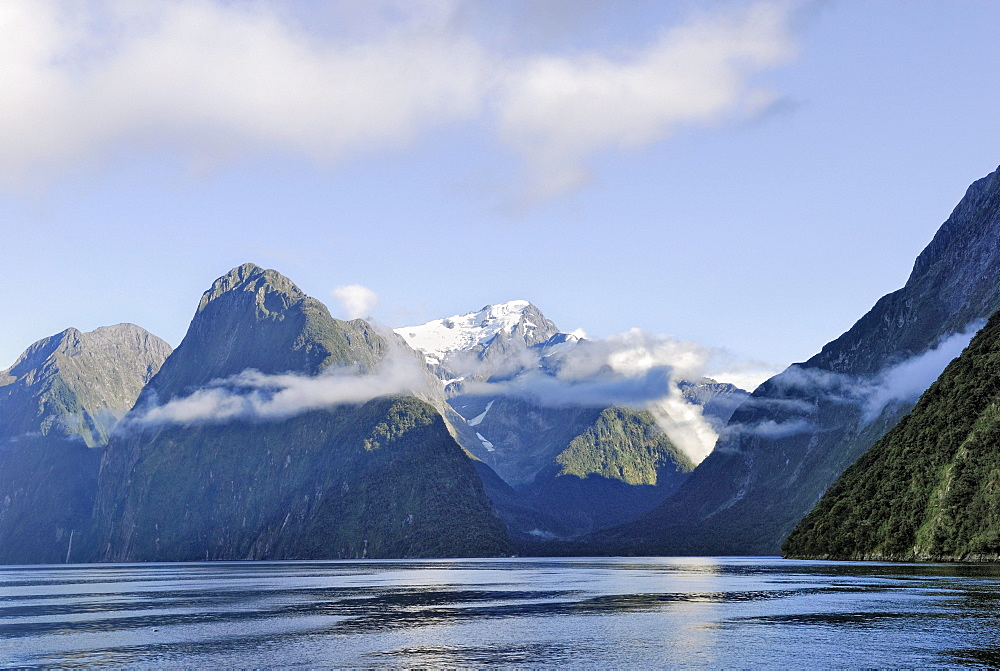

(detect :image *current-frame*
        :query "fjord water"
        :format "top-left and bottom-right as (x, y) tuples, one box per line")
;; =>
(2, 558), (999, 667)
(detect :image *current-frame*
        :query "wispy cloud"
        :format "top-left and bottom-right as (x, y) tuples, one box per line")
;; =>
(0, 0), (798, 201)
(859, 322), (983, 424)
(331, 284), (379, 320)
(453, 319), (983, 461)
(720, 417), (814, 441)
(716, 321), (985, 441)
(497, 1), (797, 201)
(127, 349), (429, 427)
(458, 328), (727, 464)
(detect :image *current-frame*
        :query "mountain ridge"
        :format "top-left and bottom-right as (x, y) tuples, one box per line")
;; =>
(0, 323), (172, 564)
(783, 309), (1000, 561)
(593, 163), (1000, 556)
(1, 323), (172, 447)
(86, 264), (510, 562)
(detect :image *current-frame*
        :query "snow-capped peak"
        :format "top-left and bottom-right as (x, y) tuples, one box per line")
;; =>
(395, 300), (556, 365)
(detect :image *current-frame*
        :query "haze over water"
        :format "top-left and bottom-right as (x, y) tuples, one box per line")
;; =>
(2, 557), (999, 667)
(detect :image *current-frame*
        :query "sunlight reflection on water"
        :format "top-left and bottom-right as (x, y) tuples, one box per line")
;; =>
(1, 557), (998, 667)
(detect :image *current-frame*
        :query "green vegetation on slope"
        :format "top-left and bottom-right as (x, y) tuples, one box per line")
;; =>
(555, 407), (694, 485)
(89, 396), (509, 561)
(512, 407), (695, 540)
(87, 264), (510, 562)
(0, 325), (171, 447)
(784, 311), (1000, 561)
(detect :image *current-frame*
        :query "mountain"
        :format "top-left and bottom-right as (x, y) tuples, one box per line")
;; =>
(0, 324), (171, 564)
(396, 300), (561, 389)
(147, 263), (387, 401)
(784, 309), (1000, 561)
(679, 379), (749, 428)
(86, 264), (509, 561)
(1, 324), (172, 447)
(597, 164), (1000, 555)
(399, 301), (734, 541)
(519, 406), (695, 538)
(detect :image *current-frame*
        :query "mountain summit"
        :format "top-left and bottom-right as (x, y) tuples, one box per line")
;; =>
(0, 324), (171, 447)
(400, 299), (739, 543)
(396, 301), (560, 382)
(150, 262), (386, 402)
(397, 300), (559, 364)
(87, 264), (509, 562)
(0, 324), (171, 564)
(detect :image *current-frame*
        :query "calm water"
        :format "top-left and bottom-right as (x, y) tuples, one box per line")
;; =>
(1, 556), (999, 667)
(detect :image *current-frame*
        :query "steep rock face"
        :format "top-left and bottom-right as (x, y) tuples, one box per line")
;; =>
(95, 396), (508, 561)
(88, 263), (509, 561)
(814, 167), (1000, 376)
(0, 324), (171, 564)
(0, 435), (100, 564)
(599, 165), (1000, 556)
(784, 310), (1000, 561)
(0, 325), (172, 447)
(148, 263), (385, 402)
(448, 395), (606, 488)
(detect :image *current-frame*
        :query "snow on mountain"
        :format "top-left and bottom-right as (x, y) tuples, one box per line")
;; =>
(395, 300), (558, 366)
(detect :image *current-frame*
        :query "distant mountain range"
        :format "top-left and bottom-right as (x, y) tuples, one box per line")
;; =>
(0, 265), (746, 562)
(1, 265), (509, 563)
(4, 165), (1000, 564)
(396, 301), (746, 542)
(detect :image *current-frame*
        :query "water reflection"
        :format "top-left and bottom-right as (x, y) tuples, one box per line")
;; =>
(2, 557), (1000, 667)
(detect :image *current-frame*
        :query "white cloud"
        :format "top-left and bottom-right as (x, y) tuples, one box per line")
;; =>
(459, 328), (726, 464)
(497, 1), (797, 200)
(721, 417), (814, 441)
(518, 319), (980, 459)
(0, 0), (798, 199)
(711, 321), (984, 435)
(648, 391), (723, 465)
(129, 348), (429, 427)
(554, 328), (713, 382)
(859, 322), (983, 424)
(0, 1), (486, 188)
(332, 284), (379, 319)
(707, 362), (783, 392)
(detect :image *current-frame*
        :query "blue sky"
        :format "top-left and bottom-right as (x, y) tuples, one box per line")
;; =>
(3, 0), (1000, 389)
